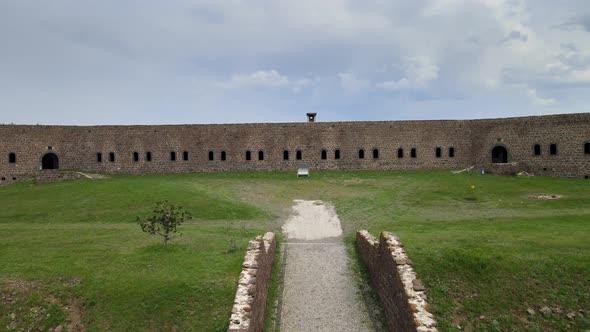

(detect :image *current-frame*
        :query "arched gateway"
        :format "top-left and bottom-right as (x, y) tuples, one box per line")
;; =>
(491, 146), (508, 163)
(41, 153), (59, 169)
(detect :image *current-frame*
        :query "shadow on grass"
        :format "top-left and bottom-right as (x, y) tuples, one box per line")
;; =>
(264, 236), (284, 332)
(347, 234), (387, 331)
(440, 247), (498, 279)
(138, 243), (190, 254)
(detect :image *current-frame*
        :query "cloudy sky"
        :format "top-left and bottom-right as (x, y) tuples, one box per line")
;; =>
(1, 0), (590, 125)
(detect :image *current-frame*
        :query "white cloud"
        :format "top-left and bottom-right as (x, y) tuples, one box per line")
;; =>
(527, 88), (557, 106)
(542, 50), (590, 84)
(216, 70), (314, 93)
(376, 79), (411, 91)
(339, 72), (369, 92)
(220, 70), (289, 89)
(377, 57), (439, 91)
(499, 30), (528, 44)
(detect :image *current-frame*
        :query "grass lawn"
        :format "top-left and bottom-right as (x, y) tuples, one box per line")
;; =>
(0, 170), (589, 331)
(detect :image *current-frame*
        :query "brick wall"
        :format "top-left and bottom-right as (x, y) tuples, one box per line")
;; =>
(32, 170), (87, 183)
(357, 230), (437, 332)
(470, 113), (590, 177)
(228, 232), (276, 332)
(1, 113), (589, 182)
(0, 170), (88, 185)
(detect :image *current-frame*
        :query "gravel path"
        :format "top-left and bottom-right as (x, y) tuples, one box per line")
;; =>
(279, 200), (375, 332)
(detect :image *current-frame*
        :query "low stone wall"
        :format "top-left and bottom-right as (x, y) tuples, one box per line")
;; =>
(228, 232), (276, 332)
(33, 171), (88, 183)
(0, 174), (20, 185)
(357, 230), (438, 332)
(0, 170), (88, 185)
(485, 162), (522, 176)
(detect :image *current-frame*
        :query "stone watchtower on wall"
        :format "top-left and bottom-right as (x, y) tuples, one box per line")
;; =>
(306, 113), (317, 122)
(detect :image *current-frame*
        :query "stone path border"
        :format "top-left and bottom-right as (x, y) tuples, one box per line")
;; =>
(228, 232), (276, 332)
(357, 230), (438, 332)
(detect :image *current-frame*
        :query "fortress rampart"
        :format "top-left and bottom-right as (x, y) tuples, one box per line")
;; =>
(1, 113), (589, 183)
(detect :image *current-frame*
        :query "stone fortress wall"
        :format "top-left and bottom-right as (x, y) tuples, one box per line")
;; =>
(1, 113), (589, 183)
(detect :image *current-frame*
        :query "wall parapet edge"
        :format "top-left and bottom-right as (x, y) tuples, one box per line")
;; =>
(356, 230), (438, 332)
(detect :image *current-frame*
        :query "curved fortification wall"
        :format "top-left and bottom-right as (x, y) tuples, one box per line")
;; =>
(1, 113), (589, 183)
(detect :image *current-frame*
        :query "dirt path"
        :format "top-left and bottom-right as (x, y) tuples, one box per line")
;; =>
(279, 200), (375, 332)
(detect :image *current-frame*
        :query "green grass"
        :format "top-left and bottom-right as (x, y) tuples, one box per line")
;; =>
(1, 170), (589, 331)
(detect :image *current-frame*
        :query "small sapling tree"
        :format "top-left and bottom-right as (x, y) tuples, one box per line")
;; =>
(137, 201), (192, 246)
(224, 220), (246, 253)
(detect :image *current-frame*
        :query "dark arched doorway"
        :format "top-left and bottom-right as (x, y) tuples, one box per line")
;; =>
(491, 146), (508, 163)
(42, 153), (59, 169)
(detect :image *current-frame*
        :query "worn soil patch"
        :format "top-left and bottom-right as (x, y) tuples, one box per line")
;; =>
(1, 279), (84, 332)
(76, 172), (109, 179)
(281, 200), (343, 241)
(63, 298), (84, 332)
(529, 193), (563, 200)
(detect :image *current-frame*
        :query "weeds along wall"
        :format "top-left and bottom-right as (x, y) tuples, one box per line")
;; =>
(1, 113), (589, 182)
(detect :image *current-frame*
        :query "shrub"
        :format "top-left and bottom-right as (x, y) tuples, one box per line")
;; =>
(137, 201), (192, 246)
